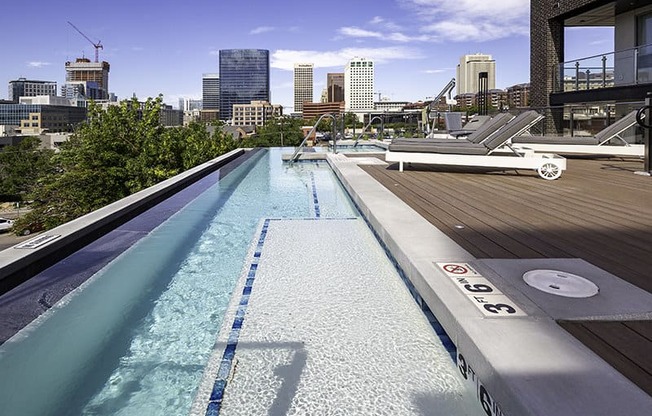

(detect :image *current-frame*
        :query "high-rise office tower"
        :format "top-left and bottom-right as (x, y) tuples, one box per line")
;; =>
(65, 58), (110, 100)
(8, 78), (57, 102)
(456, 54), (496, 95)
(202, 74), (220, 110)
(327, 73), (344, 102)
(293, 63), (313, 114)
(219, 49), (270, 121)
(344, 58), (374, 112)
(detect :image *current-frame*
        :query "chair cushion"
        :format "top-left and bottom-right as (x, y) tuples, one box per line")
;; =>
(512, 135), (600, 145)
(388, 143), (488, 154)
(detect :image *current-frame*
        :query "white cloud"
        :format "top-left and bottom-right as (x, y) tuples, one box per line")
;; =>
(338, 26), (436, 43)
(369, 16), (403, 31)
(399, 0), (529, 42)
(27, 61), (51, 68)
(422, 19), (528, 42)
(339, 27), (382, 39)
(422, 68), (450, 74)
(337, 2), (528, 44)
(250, 26), (275, 35)
(271, 46), (424, 71)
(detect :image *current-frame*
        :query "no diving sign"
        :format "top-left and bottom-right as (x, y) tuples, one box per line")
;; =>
(435, 262), (526, 317)
(439, 262), (481, 277)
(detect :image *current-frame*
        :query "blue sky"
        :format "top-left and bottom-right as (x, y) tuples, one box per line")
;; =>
(1, 0), (614, 111)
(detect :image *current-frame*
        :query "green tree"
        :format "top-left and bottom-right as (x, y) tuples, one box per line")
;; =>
(0, 136), (54, 201)
(343, 112), (360, 131)
(180, 121), (237, 169)
(12, 95), (238, 234)
(242, 116), (304, 147)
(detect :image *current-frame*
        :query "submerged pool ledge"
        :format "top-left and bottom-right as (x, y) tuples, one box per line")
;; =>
(327, 153), (652, 416)
(0, 148), (246, 296)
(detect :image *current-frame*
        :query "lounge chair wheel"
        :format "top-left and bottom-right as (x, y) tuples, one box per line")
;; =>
(537, 162), (562, 180)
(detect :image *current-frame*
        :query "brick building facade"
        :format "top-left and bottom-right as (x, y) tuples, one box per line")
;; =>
(530, 0), (652, 133)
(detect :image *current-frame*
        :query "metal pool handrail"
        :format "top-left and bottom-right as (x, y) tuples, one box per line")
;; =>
(353, 116), (383, 147)
(289, 113), (335, 162)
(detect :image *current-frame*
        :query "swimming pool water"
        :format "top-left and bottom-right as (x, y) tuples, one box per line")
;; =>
(0, 148), (477, 416)
(0, 148), (357, 416)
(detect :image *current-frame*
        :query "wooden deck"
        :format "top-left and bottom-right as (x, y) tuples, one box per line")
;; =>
(358, 156), (652, 397)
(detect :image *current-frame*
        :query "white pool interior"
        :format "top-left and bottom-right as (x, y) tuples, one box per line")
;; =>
(0, 148), (482, 416)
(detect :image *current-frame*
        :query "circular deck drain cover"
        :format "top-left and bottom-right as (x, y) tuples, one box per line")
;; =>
(523, 269), (599, 298)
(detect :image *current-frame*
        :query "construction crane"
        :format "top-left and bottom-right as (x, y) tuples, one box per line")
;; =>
(67, 21), (103, 62)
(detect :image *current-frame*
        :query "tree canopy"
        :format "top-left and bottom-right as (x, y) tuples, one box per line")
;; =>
(10, 96), (237, 234)
(240, 116), (304, 147)
(0, 136), (54, 201)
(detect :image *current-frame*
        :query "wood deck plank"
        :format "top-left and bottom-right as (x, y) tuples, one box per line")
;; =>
(558, 321), (652, 396)
(625, 321), (652, 343)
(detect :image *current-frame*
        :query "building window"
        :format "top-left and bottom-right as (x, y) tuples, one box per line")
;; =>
(638, 13), (652, 82)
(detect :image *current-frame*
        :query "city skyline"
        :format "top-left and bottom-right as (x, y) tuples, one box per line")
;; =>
(1, 0), (613, 112)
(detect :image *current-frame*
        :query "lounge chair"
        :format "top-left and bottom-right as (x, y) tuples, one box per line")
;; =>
(393, 112), (514, 146)
(428, 113), (491, 138)
(386, 110), (567, 180)
(511, 110), (644, 157)
(449, 115), (492, 137)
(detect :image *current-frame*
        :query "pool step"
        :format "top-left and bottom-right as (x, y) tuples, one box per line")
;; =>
(192, 218), (481, 416)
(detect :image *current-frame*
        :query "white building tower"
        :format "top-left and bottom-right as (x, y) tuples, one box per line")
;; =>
(344, 57), (374, 114)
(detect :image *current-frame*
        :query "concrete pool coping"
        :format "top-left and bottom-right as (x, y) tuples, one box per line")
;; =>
(326, 152), (652, 416)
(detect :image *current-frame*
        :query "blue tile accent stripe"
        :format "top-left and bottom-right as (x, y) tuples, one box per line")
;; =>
(204, 218), (271, 415)
(309, 171), (321, 218)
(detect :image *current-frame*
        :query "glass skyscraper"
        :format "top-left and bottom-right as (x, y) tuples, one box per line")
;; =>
(202, 73), (220, 110)
(219, 49), (270, 121)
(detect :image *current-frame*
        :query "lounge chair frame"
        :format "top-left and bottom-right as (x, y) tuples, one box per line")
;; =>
(387, 149), (567, 180)
(386, 111), (567, 180)
(512, 143), (643, 157)
(512, 110), (643, 157)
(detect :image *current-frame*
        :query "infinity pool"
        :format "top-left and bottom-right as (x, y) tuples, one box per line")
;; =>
(0, 148), (480, 416)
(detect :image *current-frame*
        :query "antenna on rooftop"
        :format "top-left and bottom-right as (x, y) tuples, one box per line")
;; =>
(67, 21), (103, 62)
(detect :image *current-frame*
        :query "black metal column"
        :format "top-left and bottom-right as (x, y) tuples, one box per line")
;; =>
(636, 92), (651, 175)
(478, 72), (488, 116)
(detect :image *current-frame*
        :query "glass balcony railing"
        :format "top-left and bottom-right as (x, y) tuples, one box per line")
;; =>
(554, 43), (652, 93)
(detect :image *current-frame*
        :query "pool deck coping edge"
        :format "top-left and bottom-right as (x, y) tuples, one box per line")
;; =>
(327, 152), (652, 416)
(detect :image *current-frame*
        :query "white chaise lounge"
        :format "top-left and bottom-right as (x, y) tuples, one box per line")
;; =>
(511, 110), (643, 157)
(386, 110), (567, 180)
(394, 112), (514, 146)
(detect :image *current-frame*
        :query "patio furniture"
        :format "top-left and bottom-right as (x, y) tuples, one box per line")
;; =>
(511, 110), (643, 157)
(386, 110), (567, 180)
